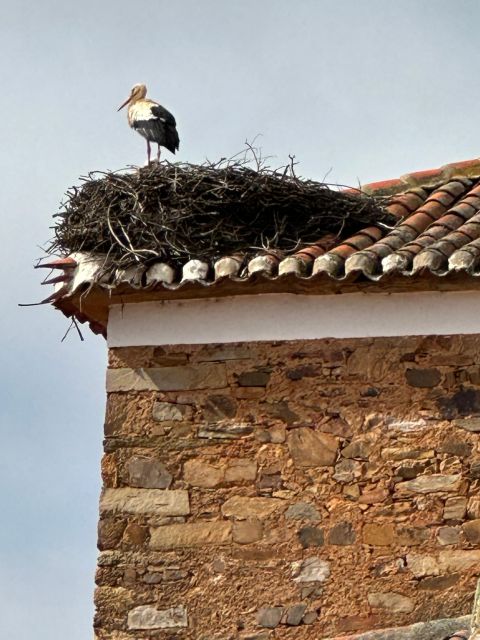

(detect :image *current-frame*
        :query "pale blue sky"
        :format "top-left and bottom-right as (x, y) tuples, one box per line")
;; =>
(2, 1), (480, 638)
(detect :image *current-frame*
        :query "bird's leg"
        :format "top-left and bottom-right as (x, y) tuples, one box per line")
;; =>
(146, 140), (151, 165)
(157, 145), (161, 163)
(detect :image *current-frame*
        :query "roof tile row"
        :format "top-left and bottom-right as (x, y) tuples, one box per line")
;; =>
(40, 158), (480, 302)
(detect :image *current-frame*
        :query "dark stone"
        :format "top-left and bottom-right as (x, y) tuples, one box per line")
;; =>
(360, 387), (380, 397)
(438, 388), (480, 419)
(298, 526), (325, 548)
(97, 518), (126, 550)
(238, 370), (271, 387)
(256, 607), (283, 628)
(397, 461), (429, 480)
(203, 394), (237, 420)
(417, 574), (459, 590)
(122, 522), (149, 545)
(301, 585), (323, 600)
(257, 473), (283, 492)
(254, 428), (272, 443)
(397, 526), (430, 546)
(470, 462), (480, 479)
(406, 368), (441, 388)
(438, 440), (473, 458)
(143, 572), (163, 584)
(286, 604), (307, 626)
(287, 365), (317, 381)
(397, 465), (419, 480)
(285, 502), (321, 522)
(302, 610), (318, 625)
(265, 401), (299, 425)
(127, 457), (173, 489)
(327, 522), (356, 545)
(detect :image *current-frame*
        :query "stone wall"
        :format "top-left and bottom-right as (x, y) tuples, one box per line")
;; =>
(95, 335), (480, 639)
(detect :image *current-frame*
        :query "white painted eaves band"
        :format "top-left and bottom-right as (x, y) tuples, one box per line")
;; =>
(107, 291), (480, 347)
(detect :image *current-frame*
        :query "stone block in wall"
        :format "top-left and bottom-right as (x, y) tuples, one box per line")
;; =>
(437, 526), (460, 545)
(396, 527), (430, 546)
(341, 438), (373, 460)
(237, 370), (270, 387)
(405, 368), (441, 388)
(438, 388), (480, 419)
(439, 439), (473, 458)
(150, 521), (232, 549)
(183, 459), (223, 488)
(417, 574), (460, 591)
(359, 488), (389, 504)
(462, 519), (480, 543)
(467, 496), (480, 519)
(221, 496), (283, 520)
(291, 557), (330, 583)
(328, 521), (356, 545)
(406, 554), (439, 578)
(367, 592), (415, 613)
(100, 488), (189, 516)
(97, 518), (126, 550)
(363, 523), (395, 546)
(285, 604), (308, 626)
(298, 526), (325, 548)
(385, 418), (428, 433)
(224, 459), (257, 483)
(127, 457), (172, 489)
(454, 417), (480, 432)
(396, 474), (464, 495)
(287, 428), (337, 468)
(443, 496), (467, 521)
(106, 364), (227, 391)
(381, 447), (434, 461)
(333, 459), (362, 483)
(438, 549), (480, 571)
(471, 463), (480, 480)
(285, 502), (321, 522)
(122, 522), (149, 546)
(127, 605), (188, 630)
(256, 607), (283, 629)
(232, 519), (263, 544)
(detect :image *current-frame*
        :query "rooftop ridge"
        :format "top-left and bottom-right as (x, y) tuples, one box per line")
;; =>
(358, 157), (480, 197)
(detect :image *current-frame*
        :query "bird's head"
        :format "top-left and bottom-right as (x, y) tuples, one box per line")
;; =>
(117, 83), (148, 111)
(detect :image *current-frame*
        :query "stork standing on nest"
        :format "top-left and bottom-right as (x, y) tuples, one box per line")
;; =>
(118, 83), (179, 164)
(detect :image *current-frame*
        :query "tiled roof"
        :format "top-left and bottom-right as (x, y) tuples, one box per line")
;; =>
(39, 157), (480, 334)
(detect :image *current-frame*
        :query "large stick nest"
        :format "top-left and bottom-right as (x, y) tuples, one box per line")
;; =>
(49, 156), (396, 269)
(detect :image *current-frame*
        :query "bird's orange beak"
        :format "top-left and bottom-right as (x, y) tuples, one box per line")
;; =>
(117, 96), (131, 111)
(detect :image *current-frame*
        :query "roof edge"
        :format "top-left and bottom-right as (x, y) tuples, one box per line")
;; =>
(359, 157), (480, 196)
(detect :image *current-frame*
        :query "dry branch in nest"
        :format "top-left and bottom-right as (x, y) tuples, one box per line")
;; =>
(48, 154), (396, 270)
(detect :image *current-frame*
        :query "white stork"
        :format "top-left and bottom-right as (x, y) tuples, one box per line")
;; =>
(118, 83), (179, 164)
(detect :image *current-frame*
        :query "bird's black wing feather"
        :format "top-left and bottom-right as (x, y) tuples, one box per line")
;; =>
(150, 104), (180, 153)
(151, 104), (177, 126)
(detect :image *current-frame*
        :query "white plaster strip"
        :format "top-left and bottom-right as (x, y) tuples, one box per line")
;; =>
(107, 291), (480, 347)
